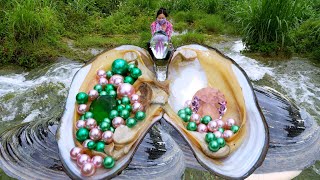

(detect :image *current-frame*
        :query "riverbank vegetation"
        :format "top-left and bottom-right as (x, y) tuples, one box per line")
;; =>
(0, 0), (319, 67)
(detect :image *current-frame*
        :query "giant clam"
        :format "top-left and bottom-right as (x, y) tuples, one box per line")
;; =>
(0, 45), (318, 179)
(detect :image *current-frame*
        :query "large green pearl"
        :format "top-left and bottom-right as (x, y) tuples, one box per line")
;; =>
(100, 91), (107, 96)
(135, 111), (146, 121)
(108, 90), (117, 98)
(178, 109), (186, 115)
(106, 70), (113, 79)
(124, 76), (135, 85)
(103, 117), (111, 124)
(130, 67), (142, 79)
(216, 137), (226, 148)
(126, 118), (137, 128)
(95, 141), (105, 152)
(84, 112), (94, 119)
(94, 84), (103, 93)
(201, 115), (212, 125)
(105, 84), (115, 92)
(112, 59), (128, 75)
(231, 125), (240, 133)
(109, 110), (118, 120)
(128, 63), (136, 72)
(120, 109), (130, 119)
(205, 133), (216, 143)
(117, 105), (125, 112)
(87, 141), (96, 150)
(218, 127), (225, 133)
(109, 126), (115, 133)
(125, 104), (132, 112)
(90, 95), (117, 123)
(121, 96), (131, 105)
(76, 128), (89, 142)
(179, 113), (189, 122)
(103, 156), (115, 169)
(187, 122), (197, 131)
(100, 121), (111, 131)
(76, 92), (89, 104)
(184, 107), (192, 115)
(208, 140), (220, 152)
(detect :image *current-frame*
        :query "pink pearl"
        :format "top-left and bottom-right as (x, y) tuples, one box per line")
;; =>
(197, 124), (208, 133)
(91, 156), (103, 168)
(216, 119), (225, 128)
(77, 104), (87, 115)
(82, 139), (91, 148)
(70, 147), (82, 160)
(109, 75), (124, 87)
(112, 117), (125, 128)
(81, 162), (96, 177)
(207, 121), (218, 132)
(88, 89), (99, 101)
(77, 154), (91, 167)
(130, 94), (140, 103)
(214, 131), (222, 138)
(89, 128), (102, 141)
(86, 118), (97, 130)
(184, 100), (192, 108)
(101, 131), (113, 144)
(226, 118), (236, 129)
(132, 102), (143, 112)
(76, 120), (86, 129)
(98, 77), (108, 87)
(117, 83), (135, 98)
(96, 70), (106, 79)
(223, 130), (234, 140)
(190, 114), (201, 125)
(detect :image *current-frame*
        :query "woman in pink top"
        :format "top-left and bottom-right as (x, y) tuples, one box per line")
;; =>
(150, 8), (173, 40)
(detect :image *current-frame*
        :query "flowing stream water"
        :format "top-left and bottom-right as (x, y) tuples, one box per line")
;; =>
(0, 40), (319, 179)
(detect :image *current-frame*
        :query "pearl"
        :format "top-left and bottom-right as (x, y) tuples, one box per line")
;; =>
(100, 90), (107, 96)
(108, 90), (117, 98)
(76, 120), (86, 129)
(112, 58), (128, 75)
(231, 125), (240, 133)
(86, 118), (97, 130)
(81, 162), (96, 176)
(76, 92), (89, 104)
(99, 121), (110, 131)
(213, 131), (222, 138)
(103, 117), (111, 124)
(89, 128), (102, 141)
(120, 109), (130, 119)
(76, 128), (89, 142)
(77, 154), (91, 167)
(208, 140), (220, 152)
(109, 75), (124, 87)
(201, 115), (212, 125)
(223, 130), (234, 140)
(135, 111), (146, 121)
(178, 109), (186, 115)
(121, 96), (131, 105)
(94, 84), (103, 93)
(197, 123), (208, 133)
(130, 67), (142, 79)
(84, 112), (94, 119)
(105, 84), (115, 92)
(217, 137), (226, 148)
(98, 77), (108, 87)
(226, 118), (236, 129)
(95, 141), (105, 152)
(103, 156), (115, 169)
(117, 105), (125, 112)
(218, 127), (225, 133)
(130, 94), (140, 103)
(109, 110), (119, 120)
(96, 70), (106, 79)
(91, 156), (103, 168)
(112, 117), (125, 128)
(70, 147), (82, 160)
(132, 102), (143, 112)
(184, 107), (192, 115)
(125, 104), (132, 112)
(184, 100), (192, 108)
(82, 139), (91, 148)
(126, 118), (137, 128)
(101, 131), (113, 144)
(109, 126), (115, 133)
(87, 141), (96, 150)
(179, 113), (189, 122)
(128, 63), (136, 72)
(205, 133), (216, 143)
(117, 83), (135, 98)
(187, 122), (197, 131)
(124, 76), (135, 85)
(190, 113), (201, 125)
(77, 104), (88, 115)
(207, 121), (218, 132)
(106, 70), (113, 79)
(216, 119), (225, 128)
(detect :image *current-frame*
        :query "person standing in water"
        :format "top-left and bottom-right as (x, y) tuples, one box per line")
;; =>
(150, 8), (173, 40)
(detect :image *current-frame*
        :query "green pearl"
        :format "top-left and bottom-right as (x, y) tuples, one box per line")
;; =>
(95, 141), (105, 152)
(100, 121), (111, 131)
(218, 127), (225, 133)
(106, 70), (113, 79)
(76, 128), (89, 142)
(178, 109), (186, 115)
(94, 84), (103, 93)
(130, 67), (142, 79)
(208, 140), (220, 152)
(103, 117), (111, 124)
(112, 59), (128, 75)
(216, 137), (226, 148)
(179, 113), (189, 122)
(87, 141), (96, 150)
(90, 95), (117, 123)
(109, 126), (115, 133)
(120, 109), (130, 119)
(205, 133), (216, 143)
(100, 91), (107, 96)
(128, 63), (136, 72)
(105, 84), (115, 92)
(80, 115), (85, 120)
(187, 122), (197, 131)
(126, 118), (137, 128)
(117, 99), (122, 105)
(201, 115), (212, 125)
(125, 104), (132, 112)
(84, 112), (94, 119)
(135, 111), (146, 121)
(117, 105), (125, 112)
(121, 96), (131, 105)
(108, 90), (117, 98)
(124, 76), (135, 85)
(231, 125), (240, 133)
(109, 110), (118, 120)
(103, 156), (115, 169)
(187, 115), (191, 121)
(184, 107), (192, 115)
(76, 92), (89, 104)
